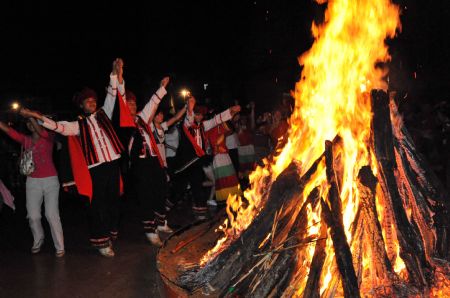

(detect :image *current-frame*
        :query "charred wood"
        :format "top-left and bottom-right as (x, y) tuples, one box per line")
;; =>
(357, 166), (394, 284)
(178, 157), (324, 293)
(243, 189), (322, 298)
(303, 216), (328, 298)
(390, 99), (449, 259)
(371, 89), (432, 288)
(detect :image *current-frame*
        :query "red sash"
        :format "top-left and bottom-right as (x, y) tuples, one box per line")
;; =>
(68, 136), (93, 200)
(137, 117), (165, 168)
(117, 92), (136, 128)
(146, 123), (165, 168)
(183, 123), (205, 157)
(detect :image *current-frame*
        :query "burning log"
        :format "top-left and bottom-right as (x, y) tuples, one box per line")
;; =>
(371, 89), (433, 288)
(389, 99), (450, 260)
(237, 188), (321, 298)
(357, 166), (396, 291)
(178, 157), (324, 294)
(303, 216), (328, 298)
(322, 140), (360, 298)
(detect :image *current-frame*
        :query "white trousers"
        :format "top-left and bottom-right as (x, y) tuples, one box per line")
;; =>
(26, 176), (64, 251)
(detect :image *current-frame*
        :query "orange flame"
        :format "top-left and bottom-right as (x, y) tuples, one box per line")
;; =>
(202, 0), (400, 268)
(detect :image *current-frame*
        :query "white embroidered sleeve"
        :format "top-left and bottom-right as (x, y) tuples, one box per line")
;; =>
(42, 116), (80, 136)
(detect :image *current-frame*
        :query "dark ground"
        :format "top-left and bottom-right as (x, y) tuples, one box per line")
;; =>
(0, 188), (203, 298)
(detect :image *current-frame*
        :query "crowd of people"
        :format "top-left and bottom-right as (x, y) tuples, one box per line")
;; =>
(0, 58), (292, 258)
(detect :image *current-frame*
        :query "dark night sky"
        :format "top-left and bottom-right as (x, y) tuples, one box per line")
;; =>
(0, 0), (449, 114)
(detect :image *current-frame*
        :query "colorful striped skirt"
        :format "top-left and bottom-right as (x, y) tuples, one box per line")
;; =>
(238, 144), (256, 173)
(213, 153), (240, 202)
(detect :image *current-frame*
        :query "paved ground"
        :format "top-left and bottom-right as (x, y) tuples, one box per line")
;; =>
(0, 188), (202, 298)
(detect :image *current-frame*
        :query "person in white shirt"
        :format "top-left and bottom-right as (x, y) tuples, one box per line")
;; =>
(20, 59), (126, 257)
(165, 121), (180, 173)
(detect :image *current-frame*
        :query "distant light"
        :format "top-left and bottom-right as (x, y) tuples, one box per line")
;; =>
(180, 89), (190, 98)
(203, 84), (208, 90)
(11, 102), (20, 110)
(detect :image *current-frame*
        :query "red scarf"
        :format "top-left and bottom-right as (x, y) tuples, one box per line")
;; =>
(141, 119), (165, 168)
(183, 123), (205, 157)
(117, 91), (136, 128)
(68, 136), (93, 200)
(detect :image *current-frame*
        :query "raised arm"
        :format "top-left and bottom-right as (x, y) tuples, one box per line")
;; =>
(0, 121), (27, 145)
(165, 105), (187, 128)
(103, 58), (125, 119)
(203, 105), (241, 132)
(20, 108), (80, 136)
(138, 77), (169, 123)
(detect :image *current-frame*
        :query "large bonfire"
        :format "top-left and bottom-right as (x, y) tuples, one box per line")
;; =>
(178, 0), (450, 296)
(202, 0), (400, 262)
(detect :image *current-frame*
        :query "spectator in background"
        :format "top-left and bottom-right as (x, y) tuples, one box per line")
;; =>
(0, 118), (64, 257)
(237, 102), (256, 189)
(254, 112), (272, 165)
(270, 109), (289, 150)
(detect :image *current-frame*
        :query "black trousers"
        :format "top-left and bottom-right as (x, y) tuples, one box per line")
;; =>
(131, 156), (168, 233)
(166, 156), (177, 177)
(171, 161), (206, 210)
(228, 148), (239, 174)
(88, 160), (120, 248)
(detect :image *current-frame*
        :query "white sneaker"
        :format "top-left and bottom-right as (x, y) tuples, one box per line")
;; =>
(98, 246), (115, 258)
(157, 220), (174, 234)
(207, 199), (217, 206)
(146, 232), (163, 247)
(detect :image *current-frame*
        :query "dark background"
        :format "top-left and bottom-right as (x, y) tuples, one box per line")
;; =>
(0, 0), (448, 113)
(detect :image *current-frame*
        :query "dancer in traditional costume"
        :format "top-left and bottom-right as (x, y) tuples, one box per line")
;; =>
(123, 78), (187, 247)
(171, 97), (241, 219)
(20, 59), (131, 257)
(205, 121), (240, 203)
